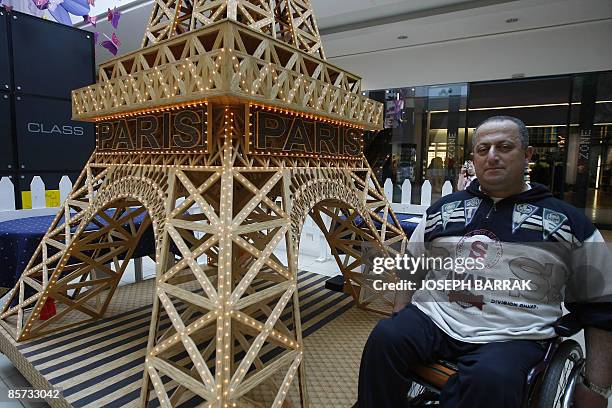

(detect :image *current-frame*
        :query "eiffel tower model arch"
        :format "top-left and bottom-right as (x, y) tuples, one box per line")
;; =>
(0, 1), (407, 406)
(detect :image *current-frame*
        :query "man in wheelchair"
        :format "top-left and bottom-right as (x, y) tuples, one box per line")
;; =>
(357, 116), (612, 408)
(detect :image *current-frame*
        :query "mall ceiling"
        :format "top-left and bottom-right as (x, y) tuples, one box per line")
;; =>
(78, 0), (612, 71)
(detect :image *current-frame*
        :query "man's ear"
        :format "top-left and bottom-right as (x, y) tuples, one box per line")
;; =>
(525, 146), (534, 164)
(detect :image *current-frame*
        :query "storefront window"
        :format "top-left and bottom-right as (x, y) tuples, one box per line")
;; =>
(365, 83), (467, 202)
(468, 77), (572, 200)
(365, 70), (612, 228)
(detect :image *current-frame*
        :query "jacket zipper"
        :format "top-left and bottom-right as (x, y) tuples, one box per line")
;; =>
(485, 201), (496, 219)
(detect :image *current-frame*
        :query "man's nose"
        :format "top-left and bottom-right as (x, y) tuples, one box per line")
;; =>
(486, 147), (499, 163)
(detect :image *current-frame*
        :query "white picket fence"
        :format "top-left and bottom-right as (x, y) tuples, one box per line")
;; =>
(0, 175), (74, 222)
(384, 179), (453, 214)
(284, 178), (453, 261)
(0, 175), (453, 259)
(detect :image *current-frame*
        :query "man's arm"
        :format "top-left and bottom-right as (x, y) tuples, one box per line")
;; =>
(585, 327), (612, 387)
(393, 216), (427, 313)
(567, 228), (612, 407)
(393, 289), (413, 313)
(575, 327), (612, 407)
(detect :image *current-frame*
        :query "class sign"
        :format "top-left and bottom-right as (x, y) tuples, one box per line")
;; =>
(252, 108), (362, 158)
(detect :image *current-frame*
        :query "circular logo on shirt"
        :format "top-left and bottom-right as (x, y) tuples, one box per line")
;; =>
(456, 229), (503, 270)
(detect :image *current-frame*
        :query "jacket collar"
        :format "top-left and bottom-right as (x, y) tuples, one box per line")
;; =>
(465, 179), (552, 203)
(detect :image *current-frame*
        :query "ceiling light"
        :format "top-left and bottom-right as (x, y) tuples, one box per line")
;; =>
(397, 35), (408, 39)
(505, 18), (519, 23)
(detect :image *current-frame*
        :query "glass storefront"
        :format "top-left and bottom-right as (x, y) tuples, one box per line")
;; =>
(567, 71), (612, 227)
(365, 70), (612, 228)
(365, 84), (468, 204)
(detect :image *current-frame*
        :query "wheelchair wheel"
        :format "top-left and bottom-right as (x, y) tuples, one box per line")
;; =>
(406, 382), (438, 406)
(537, 339), (584, 408)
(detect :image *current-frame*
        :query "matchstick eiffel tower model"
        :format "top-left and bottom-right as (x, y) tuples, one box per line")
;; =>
(1, 1), (407, 406)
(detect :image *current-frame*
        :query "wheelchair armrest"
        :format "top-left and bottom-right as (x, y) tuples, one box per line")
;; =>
(553, 314), (583, 337)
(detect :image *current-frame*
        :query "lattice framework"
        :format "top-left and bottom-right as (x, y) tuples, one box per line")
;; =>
(1, 1), (406, 406)
(142, 0), (325, 59)
(73, 21), (379, 127)
(0, 106), (403, 406)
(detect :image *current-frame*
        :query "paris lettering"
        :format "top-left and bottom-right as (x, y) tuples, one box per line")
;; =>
(254, 109), (362, 157)
(97, 108), (207, 152)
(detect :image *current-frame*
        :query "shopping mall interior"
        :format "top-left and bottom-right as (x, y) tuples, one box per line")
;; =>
(0, 0), (611, 407)
(366, 73), (612, 226)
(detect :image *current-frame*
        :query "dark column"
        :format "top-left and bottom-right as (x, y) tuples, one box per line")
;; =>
(447, 94), (461, 182)
(573, 73), (598, 210)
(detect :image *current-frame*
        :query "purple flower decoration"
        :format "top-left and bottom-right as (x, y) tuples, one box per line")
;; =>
(82, 13), (96, 26)
(100, 32), (120, 55)
(33, 0), (90, 25)
(107, 7), (120, 29)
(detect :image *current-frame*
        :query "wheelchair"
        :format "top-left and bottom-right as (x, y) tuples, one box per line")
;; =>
(405, 315), (585, 408)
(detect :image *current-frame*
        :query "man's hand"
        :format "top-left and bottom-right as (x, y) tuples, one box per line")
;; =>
(393, 290), (412, 313)
(573, 384), (607, 408)
(578, 327), (612, 408)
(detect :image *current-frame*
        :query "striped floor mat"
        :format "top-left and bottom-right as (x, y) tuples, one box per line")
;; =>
(0, 271), (359, 408)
